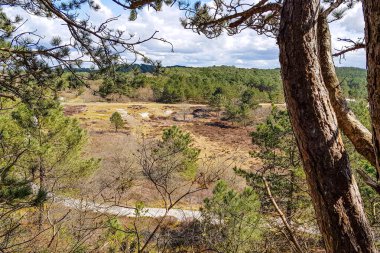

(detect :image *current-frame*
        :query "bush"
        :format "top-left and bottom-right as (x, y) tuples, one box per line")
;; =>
(110, 112), (124, 132)
(201, 181), (262, 253)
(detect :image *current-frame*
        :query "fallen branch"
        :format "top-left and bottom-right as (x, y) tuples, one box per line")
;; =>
(262, 176), (304, 253)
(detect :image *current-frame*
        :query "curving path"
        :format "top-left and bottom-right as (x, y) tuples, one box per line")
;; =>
(54, 195), (318, 234)
(54, 195), (201, 221)
(30, 183), (200, 221)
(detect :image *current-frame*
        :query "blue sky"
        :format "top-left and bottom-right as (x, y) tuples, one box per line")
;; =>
(5, 0), (366, 69)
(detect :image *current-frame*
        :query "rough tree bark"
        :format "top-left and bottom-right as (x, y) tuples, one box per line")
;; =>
(278, 1), (376, 252)
(317, 14), (380, 195)
(317, 14), (376, 167)
(362, 0), (380, 179)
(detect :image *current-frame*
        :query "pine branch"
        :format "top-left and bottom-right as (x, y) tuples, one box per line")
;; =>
(333, 38), (365, 57)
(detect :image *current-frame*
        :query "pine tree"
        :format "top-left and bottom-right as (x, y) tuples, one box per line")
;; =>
(110, 112), (124, 132)
(0, 99), (98, 248)
(201, 181), (261, 253)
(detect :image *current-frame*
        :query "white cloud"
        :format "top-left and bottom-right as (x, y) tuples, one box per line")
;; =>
(92, 0), (114, 18)
(330, 3), (366, 68)
(4, 0), (367, 69)
(122, 5), (280, 67)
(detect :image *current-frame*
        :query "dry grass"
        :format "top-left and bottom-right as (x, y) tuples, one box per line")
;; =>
(64, 101), (281, 209)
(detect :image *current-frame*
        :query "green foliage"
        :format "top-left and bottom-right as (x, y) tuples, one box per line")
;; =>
(0, 8), (17, 36)
(66, 74), (85, 89)
(235, 107), (318, 250)
(241, 89), (257, 107)
(158, 126), (200, 179)
(104, 218), (128, 253)
(209, 87), (226, 111)
(99, 73), (132, 98)
(360, 163), (379, 212)
(153, 66), (282, 104)
(224, 100), (241, 120)
(0, 100), (98, 203)
(0, 9), (69, 106)
(0, 98), (98, 250)
(130, 72), (147, 89)
(159, 81), (185, 103)
(134, 201), (147, 217)
(251, 106), (293, 150)
(349, 99), (371, 129)
(201, 180), (261, 253)
(92, 66), (284, 103)
(241, 106), (312, 224)
(224, 89), (259, 124)
(16, 102), (97, 177)
(110, 112), (124, 132)
(90, 66), (367, 105)
(139, 126), (200, 195)
(32, 188), (48, 206)
(72, 246), (88, 253)
(0, 183), (32, 203)
(0, 102), (33, 204)
(336, 67), (367, 99)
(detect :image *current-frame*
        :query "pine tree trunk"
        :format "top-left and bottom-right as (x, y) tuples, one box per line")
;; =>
(278, 1), (376, 252)
(363, 0), (380, 178)
(317, 14), (375, 167)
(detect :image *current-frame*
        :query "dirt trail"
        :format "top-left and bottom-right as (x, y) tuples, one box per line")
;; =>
(52, 194), (318, 234)
(56, 196), (201, 221)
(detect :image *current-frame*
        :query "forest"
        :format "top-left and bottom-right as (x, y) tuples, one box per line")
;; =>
(1, 0), (380, 253)
(68, 66), (367, 104)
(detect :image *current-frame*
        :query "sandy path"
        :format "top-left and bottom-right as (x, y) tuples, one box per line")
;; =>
(53, 195), (317, 234)
(55, 195), (201, 221)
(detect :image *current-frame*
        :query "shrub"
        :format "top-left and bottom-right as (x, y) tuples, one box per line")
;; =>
(110, 112), (124, 132)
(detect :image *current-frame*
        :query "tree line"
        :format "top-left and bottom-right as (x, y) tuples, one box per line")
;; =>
(67, 66), (368, 104)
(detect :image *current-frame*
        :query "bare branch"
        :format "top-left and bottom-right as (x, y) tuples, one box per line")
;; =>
(262, 176), (304, 253)
(357, 169), (380, 195)
(333, 38), (366, 58)
(322, 0), (345, 17)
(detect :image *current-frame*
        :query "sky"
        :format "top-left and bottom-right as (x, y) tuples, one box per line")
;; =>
(5, 0), (366, 69)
